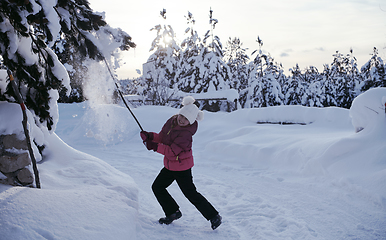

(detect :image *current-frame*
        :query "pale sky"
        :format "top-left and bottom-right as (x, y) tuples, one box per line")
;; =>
(89, 0), (386, 79)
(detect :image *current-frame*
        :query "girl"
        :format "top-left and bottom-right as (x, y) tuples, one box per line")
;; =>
(140, 96), (222, 230)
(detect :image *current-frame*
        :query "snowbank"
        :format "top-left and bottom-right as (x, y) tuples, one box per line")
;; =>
(0, 127), (138, 239)
(350, 87), (386, 133)
(1, 87), (385, 239)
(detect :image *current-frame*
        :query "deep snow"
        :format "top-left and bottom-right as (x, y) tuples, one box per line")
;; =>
(1, 88), (386, 239)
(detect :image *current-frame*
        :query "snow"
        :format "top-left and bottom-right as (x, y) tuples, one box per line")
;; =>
(0, 88), (386, 239)
(39, 0), (61, 47)
(0, 71), (7, 95)
(350, 87), (386, 133)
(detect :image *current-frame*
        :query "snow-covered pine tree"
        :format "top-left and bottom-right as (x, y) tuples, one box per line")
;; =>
(360, 47), (386, 92)
(0, 0), (71, 132)
(195, 37), (230, 110)
(192, 9), (231, 111)
(142, 9), (180, 105)
(224, 37), (249, 108)
(245, 36), (265, 108)
(301, 66), (324, 107)
(346, 49), (364, 99)
(259, 58), (284, 107)
(54, 1), (135, 103)
(55, 43), (86, 102)
(0, 0), (135, 132)
(330, 49), (357, 108)
(245, 36), (283, 108)
(284, 64), (307, 106)
(320, 64), (338, 107)
(173, 11), (202, 93)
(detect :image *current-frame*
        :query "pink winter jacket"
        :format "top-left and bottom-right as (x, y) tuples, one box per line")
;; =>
(152, 115), (198, 171)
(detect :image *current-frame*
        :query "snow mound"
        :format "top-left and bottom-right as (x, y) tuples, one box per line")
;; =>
(350, 87), (386, 133)
(198, 101), (385, 191)
(1, 87), (385, 239)
(0, 132), (138, 239)
(245, 105), (351, 127)
(198, 106), (353, 172)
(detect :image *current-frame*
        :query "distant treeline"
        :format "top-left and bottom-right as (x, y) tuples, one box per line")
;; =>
(118, 10), (385, 112)
(120, 34), (385, 111)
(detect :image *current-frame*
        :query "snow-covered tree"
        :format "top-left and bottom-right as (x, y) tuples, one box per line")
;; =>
(0, 0), (135, 133)
(142, 9), (180, 105)
(173, 11), (201, 93)
(320, 64), (338, 107)
(284, 64), (307, 106)
(54, 1), (135, 103)
(329, 50), (358, 108)
(0, 0), (69, 132)
(192, 9), (231, 111)
(301, 66), (324, 107)
(245, 37), (283, 108)
(360, 47), (386, 92)
(224, 37), (249, 107)
(345, 49), (364, 99)
(55, 43), (87, 102)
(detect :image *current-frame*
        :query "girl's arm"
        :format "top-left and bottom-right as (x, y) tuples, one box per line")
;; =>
(152, 132), (163, 143)
(156, 132), (192, 159)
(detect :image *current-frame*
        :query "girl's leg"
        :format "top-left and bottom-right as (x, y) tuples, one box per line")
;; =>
(175, 169), (218, 220)
(152, 168), (180, 216)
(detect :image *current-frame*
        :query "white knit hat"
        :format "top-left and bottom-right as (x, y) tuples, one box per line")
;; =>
(179, 96), (204, 124)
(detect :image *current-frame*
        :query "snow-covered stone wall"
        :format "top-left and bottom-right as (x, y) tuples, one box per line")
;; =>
(0, 101), (36, 186)
(0, 134), (34, 186)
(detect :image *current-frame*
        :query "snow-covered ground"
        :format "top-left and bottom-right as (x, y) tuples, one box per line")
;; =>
(1, 88), (386, 239)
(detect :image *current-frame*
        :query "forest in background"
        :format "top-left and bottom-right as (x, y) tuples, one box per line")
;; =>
(1, 2), (385, 121)
(116, 10), (386, 112)
(42, 7), (385, 112)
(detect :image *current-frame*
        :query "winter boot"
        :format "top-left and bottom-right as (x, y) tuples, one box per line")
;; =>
(210, 214), (222, 230)
(159, 210), (182, 225)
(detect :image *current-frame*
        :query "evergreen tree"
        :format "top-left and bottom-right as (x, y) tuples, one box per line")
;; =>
(54, 1), (135, 103)
(346, 49), (363, 99)
(192, 9), (231, 111)
(284, 64), (306, 105)
(301, 66), (324, 107)
(1, 0), (68, 132)
(0, 0), (135, 133)
(330, 49), (358, 108)
(224, 37), (249, 107)
(320, 64), (338, 107)
(259, 56), (284, 107)
(246, 36), (283, 108)
(55, 43), (86, 102)
(174, 11), (201, 93)
(360, 47), (386, 91)
(245, 36), (265, 108)
(142, 9), (180, 105)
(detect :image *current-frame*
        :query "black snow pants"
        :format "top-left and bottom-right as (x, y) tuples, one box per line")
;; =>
(152, 167), (218, 221)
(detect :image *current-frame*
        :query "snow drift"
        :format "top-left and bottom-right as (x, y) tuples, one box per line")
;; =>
(0, 88), (385, 239)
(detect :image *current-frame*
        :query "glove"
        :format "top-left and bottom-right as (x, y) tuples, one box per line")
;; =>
(140, 131), (154, 142)
(144, 140), (158, 152)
